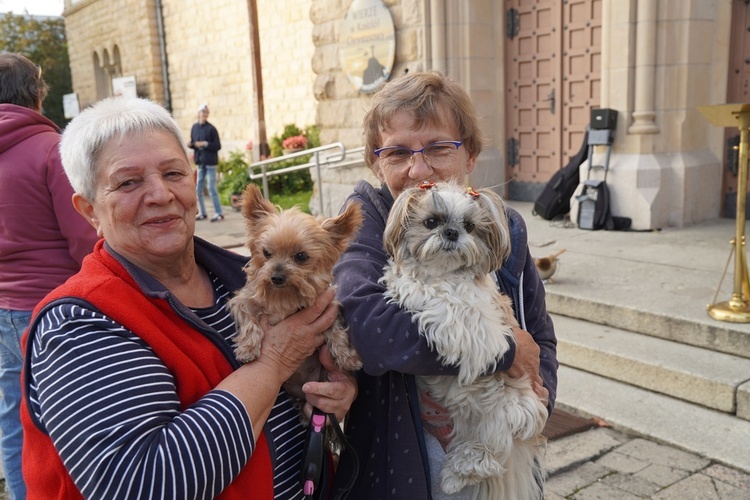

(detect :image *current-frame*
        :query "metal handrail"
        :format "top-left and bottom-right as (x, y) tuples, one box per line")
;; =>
(247, 142), (347, 214)
(327, 146), (365, 170)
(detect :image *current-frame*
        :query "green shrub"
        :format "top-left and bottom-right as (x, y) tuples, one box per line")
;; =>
(217, 151), (251, 206)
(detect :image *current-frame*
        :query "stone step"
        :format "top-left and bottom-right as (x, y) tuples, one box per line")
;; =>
(555, 365), (750, 474)
(552, 314), (750, 418)
(546, 292), (750, 360)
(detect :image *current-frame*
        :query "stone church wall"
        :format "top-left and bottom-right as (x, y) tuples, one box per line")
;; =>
(63, 0), (322, 158)
(61, 0), (431, 215)
(256, 0), (317, 142)
(64, 0), (164, 111)
(160, 0), (255, 153)
(310, 0), (426, 214)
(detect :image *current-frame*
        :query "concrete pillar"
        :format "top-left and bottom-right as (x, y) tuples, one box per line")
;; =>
(629, 0), (659, 134)
(429, 0), (446, 73)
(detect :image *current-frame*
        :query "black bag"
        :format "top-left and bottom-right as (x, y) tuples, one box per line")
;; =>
(532, 131), (590, 220)
(576, 179), (614, 230)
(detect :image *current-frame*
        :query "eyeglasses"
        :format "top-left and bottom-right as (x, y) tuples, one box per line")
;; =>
(374, 140), (464, 169)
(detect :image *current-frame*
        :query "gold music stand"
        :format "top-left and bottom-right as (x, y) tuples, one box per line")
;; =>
(698, 103), (750, 322)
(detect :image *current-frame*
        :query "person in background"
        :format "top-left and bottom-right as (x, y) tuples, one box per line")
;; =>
(0, 52), (100, 500)
(20, 96), (356, 499)
(331, 71), (558, 499)
(189, 103), (224, 222)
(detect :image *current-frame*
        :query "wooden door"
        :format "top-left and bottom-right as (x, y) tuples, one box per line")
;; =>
(722, 0), (750, 217)
(504, 0), (602, 201)
(561, 0), (602, 160)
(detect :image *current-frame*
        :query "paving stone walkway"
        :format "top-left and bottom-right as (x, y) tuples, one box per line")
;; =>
(546, 427), (749, 499)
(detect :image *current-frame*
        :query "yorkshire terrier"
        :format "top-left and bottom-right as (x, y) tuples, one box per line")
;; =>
(381, 181), (548, 499)
(228, 184), (363, 403)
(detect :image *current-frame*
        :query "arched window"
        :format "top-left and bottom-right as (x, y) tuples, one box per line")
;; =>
(111, 45), (122, 79)
(93, 45), (123, 100)
(93, 51), (109, 100)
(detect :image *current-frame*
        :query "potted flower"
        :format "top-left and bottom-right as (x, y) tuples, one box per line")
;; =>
(282, 134), (308, 155)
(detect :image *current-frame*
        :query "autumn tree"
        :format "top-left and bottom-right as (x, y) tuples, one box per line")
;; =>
(0, 12), (71, 127)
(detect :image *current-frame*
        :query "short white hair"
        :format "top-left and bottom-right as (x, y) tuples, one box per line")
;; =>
(60, 97), (189, 201)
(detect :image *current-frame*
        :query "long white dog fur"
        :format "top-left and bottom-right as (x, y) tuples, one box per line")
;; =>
(381, 181), (548, 499)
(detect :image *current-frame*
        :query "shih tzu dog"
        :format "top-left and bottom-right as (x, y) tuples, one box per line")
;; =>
(228, 184), (363, 402)
(381, 181), (548, 499)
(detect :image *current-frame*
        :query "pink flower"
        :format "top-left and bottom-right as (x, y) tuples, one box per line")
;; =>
(282, 135), (308, 150)
(245, 140), (253, 150)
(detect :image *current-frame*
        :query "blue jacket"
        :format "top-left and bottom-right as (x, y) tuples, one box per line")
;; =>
(332, 181), (558, 499)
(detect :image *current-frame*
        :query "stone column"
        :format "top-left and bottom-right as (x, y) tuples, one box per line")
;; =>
(628, 0), (659, 134)
(429, 0), (446, 73)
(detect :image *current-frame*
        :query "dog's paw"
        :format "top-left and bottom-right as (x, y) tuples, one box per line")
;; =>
(234, 343), (261, 363)
(443, 441), (505, 487)
(334, 348), (363, 371)
(440, 453), (497, 496)
(440, 468), (472, 495)
(326, 325), (362, 371)
(505, 396), (549, 441)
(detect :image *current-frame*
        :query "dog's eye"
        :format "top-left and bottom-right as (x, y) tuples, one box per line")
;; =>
(464, 221), (475, 233)
(262, 249), (272, 258)
(424, 217), (440, 230)
(294, 252), (309, 263)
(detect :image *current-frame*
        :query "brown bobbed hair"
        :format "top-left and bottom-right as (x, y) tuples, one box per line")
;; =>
(0, 53), (48, 110)
(362, 71), (484, 171)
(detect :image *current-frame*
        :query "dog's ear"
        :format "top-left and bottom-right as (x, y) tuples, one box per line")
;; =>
(322, 201), (364, 251)
(240, 184), (276, 228)
(475, 188), (512, 270)
(383, 187), (421, 259)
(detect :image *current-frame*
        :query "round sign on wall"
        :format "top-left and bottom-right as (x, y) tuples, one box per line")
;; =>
(338, 0), (396, 94)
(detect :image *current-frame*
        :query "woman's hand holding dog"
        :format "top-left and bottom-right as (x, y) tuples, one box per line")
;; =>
(302, 344), (358, 423)
(507, 327), (549, 404)
(218, 288), (342, 440)
(257, 288), (339, 383)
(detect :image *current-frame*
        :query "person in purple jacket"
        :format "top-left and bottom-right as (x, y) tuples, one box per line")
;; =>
(332, 71), (558, 499)
(0, 53), (100, 500)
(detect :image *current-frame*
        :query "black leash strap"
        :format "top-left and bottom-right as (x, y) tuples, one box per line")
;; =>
(328, 412), (358, 500)
(300, 408), (359, 500)
(300, 365), (359, 499)
(301, 407), (327, 498)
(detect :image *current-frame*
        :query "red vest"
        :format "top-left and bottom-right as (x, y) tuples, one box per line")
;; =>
(21, 241), (274, 499)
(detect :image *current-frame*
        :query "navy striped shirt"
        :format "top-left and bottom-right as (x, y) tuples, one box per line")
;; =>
(28, 272), (306, 499)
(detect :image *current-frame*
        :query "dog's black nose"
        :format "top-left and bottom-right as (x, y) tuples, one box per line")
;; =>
(443, 227), (459, 242)
(271, 274), (286, 286)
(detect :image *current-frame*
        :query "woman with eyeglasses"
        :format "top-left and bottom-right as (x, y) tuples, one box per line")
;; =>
(331, 71), (558, 499)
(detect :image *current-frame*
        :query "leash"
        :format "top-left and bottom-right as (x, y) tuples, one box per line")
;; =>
(301, 408), (327, 498)
(301, 408), (359, 500)
(300, 364), (359, 500)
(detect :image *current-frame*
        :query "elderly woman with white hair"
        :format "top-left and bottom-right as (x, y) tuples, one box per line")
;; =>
(21, 97), (356, 499)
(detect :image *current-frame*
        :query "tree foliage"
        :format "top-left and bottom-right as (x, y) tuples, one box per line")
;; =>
(0, 13), (71, 127)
